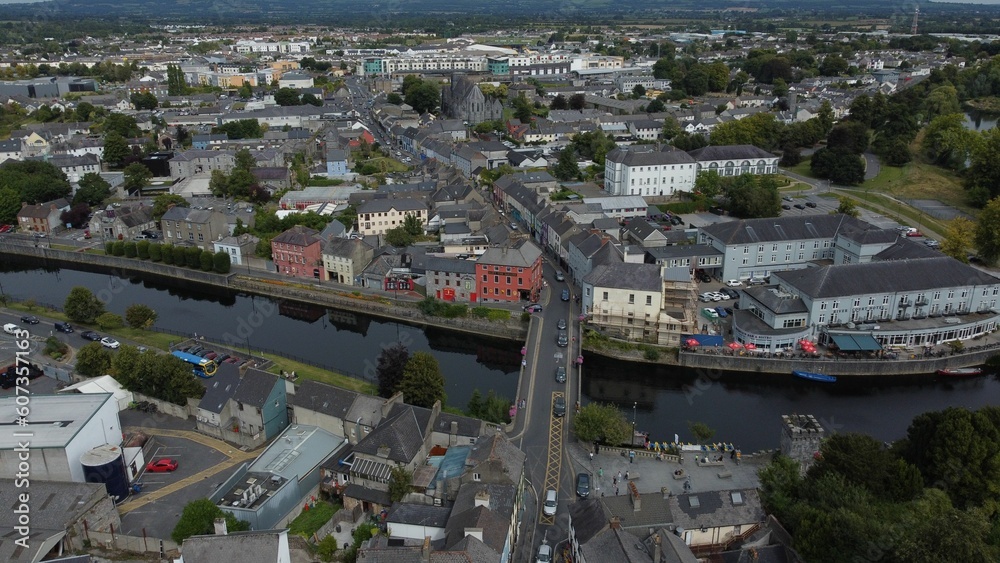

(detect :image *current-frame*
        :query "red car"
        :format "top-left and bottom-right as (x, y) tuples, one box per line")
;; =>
(146, 459), (178, 472)
(906, 231), (924, 237)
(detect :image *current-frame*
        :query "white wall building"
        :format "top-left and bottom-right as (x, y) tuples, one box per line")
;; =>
(604, 146), (697, 197)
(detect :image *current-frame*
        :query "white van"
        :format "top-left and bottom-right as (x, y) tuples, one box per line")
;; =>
(543, 489), (557, 516)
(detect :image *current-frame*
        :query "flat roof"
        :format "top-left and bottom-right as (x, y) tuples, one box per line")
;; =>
(0, 394), (113, 450)
(248, 424), (345, 481)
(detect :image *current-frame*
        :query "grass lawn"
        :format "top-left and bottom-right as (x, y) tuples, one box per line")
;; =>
(288, 500), (339, 538)
(6, 302), (179, 350)
(785, 157), (816, 179)
(261, 352), (375, 394)
(358, 156), (408, 173)
(49, 244), (79, 252)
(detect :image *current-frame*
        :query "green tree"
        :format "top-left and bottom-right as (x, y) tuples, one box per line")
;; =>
(122, 162), (152, 196)
(818, 54), (849, 76)
(923, 85), (961, 120)
(573, 403), (631, 445)
(209, 169), (229, 197)
(185, 246), (202, 268)
(102, 131), (130, 168)
(568, 93), (586, 111)
(166, 64), (189, 96)
(835, 197), (860, 218)
(687, 421), (715, 443)
(123, 240), (137, 258)
(402, 213), (423, 236)
(64, 286), (105, 323)
(631, 84), (646, 99)
(102, 113), (140, 138)
(940, 217), (974, 263)
(160, 244), (175, 265)
(398, 352), (445, 408)
(386, 92), (403, 105)
(694, 170), (723, 198)
(112, 241), (125, 256)
(234, 148), (255, 172)
(129, 92), (158, 110)
(550, 94), (568, 110)
(375, 343), (410, 398)
(388, 466), (413, 503)
(512, 93), (534, 124)
(213, 251), (231, 273)
(405, 80), (440, 114)
(301, 93), (322, 107)
(810, 433), (923, 503)
(553, 147), (579, 181)
(199, 250), (213, 271)
(0, 187), (21, 225)
(74, 342), (112, 377)
(136, 240), (150, 260)
(316, 535), (339, 561)
(151, 193), (187, 220)
(274, 87), (301, 106)
(74, 173), (112, 206)
(96, 312), (124, 330)
(385, 226), (414, 247)
(149, 243), (162, 262)
(966, 128), (1000, 204)
(662, 116), (682, 140)
(974, 197), (1000, 264)
(923, 113), (977, 170)
(724, 174), (782, 218)
(171, 499), (250, 544)
(125, 304), (157, 329)
(810, 148), (864, 185)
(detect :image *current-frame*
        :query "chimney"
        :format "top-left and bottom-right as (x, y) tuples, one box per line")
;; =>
(474, 489), (490, 509)
(653, 532), (662, 563)
(464, 528), (483, 542)
(450, 420), (458, 436)
(630, 481), (641, 511)
(377, 445), (391, 459)
(213, 518), (228, 536)
(21, 202), (27, 208)
(661, 486), (671, 500)
(421, 536), (431, 562)
(609, 516), (621, 530)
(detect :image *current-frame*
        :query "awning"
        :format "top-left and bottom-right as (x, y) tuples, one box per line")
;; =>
(350, 457), (393, 482)
(829, 333), (882, 352)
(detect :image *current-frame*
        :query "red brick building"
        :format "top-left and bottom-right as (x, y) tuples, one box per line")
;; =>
(271, 225), (324, 279)
(476, 240), (544, 303)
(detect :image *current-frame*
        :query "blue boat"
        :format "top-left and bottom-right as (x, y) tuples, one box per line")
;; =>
(792, 370), (837, 383)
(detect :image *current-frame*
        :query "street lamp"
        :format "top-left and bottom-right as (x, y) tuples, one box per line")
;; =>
(632, 401), (637, 432)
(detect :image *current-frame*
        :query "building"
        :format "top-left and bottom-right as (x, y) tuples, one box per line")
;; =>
(442, 75), (504, 125)
(271, 225), (324, 279)
(476, 240), (544, 303)
(322, 237), (374, 285)
(357, 198), (427, 237)
(277, 72), (314, 89)
(0, 394), (120, 483)
(33, 154), (100, 183)
(214, 233), (259, 266)
(17, 199), (69, 234)
(230, 368), (289, 448)
(325, 148), (349, 176)
(168, 150), (236, 178)
(160, 206), (230, 251)
(604, 145), (697, 197)
(583, 195), (648, 221)
(178, 527), (291, 563)
(279, 185), (363, 210)
(426, 256), (478, 302)
(289, 380), (388, 445)
(688, 145), (779, 177)
(89, 203), (155, 242)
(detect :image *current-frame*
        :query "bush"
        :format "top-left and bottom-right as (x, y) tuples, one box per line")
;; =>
(96, 312), (124, 330)
(658, 199), (706, 215)
(641, 345), (661, 361)
(125, 303), (157, 329)
(185, 247), (201, 268)
(104, 241), (114, 254)
(161, 244), (174, 265)
(124, 241), (137, 258)
(148, 243), (162, 262)
(112, 241), (125, 256)
(417, 297), (468, 318)
(521, 312), (531, 322)
(136, 240), (150, 260)
(316, 535), (338, 561)
(213, 251), (231, 273)
(199, 251), (213, 271)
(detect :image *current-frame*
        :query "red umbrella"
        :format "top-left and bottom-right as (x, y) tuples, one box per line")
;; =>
(727, 342), (742, 350)
(744, 342), (757, 350)
(685, 338), (700, 347)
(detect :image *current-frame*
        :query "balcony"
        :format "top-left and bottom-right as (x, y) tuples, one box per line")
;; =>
(898, 299), (911, 307)
(915, 298), (929, 306)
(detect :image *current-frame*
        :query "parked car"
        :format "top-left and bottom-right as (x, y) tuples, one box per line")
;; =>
(543, 489), (558, 516)
(805, 202), (818, 208)
(203, 352), (218, 360)
(146, 459), (178, 472)
(100, 337), (120, 349)
(20, 315), (39, 325)
(553, 396), (566, 417)
(698, 292), (714, 302)
(214, 353), (230, 363)
(187, 345), (204, 355)
(524, 304), (543, 313)
(561, 289), (570, 301)
(709, 292), (727, 301)
(721, 288), (740, 299)
(725, 279), (743, 287)
(781, 204), (791, 210)
(702, 307), (720, 319)
(81, 331), (101, 341)
(3, 323), (19, 335)
(924, 239), (940, 248)
(576, 473), (591, 498)
(54, 322), (73, 333)
(555, 272), (565, 282)
(715, 306), (729, 318)
(793, 204), (806, 210)
(536, 542), (553, 563)
(782, 196), (794, 202)
(747, 277), (767, 286)
(557, 318), (567, 330)
(906, 230), (924, 237)
(557, 331), (569, 347)
(555, 366), (566, 383)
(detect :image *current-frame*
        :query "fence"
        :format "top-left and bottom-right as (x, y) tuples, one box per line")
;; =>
(132, 391), (198, 419)
(85, 530), (178, 556)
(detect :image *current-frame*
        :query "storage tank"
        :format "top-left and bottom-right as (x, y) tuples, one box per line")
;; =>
(80, 444), (130, 503)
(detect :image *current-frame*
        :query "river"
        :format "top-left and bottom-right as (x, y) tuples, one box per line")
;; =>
(8, 262), (1000, 452)
(964, 110), (998, 132)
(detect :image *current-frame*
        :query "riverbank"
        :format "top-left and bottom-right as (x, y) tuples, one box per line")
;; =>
(0, 242), (528, 343)
(963, 97), (1000, 114)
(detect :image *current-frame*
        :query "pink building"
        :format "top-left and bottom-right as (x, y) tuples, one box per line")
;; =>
(271, 225), (323, 279)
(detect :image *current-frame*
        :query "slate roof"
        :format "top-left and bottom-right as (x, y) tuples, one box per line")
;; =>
(687, 144), (776, 161)
(198, 362), (242, 414)
(232, 368), (278, 407)
(291, 380), (359, 419)
(584, 262), (662, 292)
(606, 145), (695, 166)
(343, 483), (392, 506)
(645, 244), (723, 260)
(323, 237), (372, 262)
(744, 286), (810, 314)
(777, 256), (1000, 299)
(354, 404), (428, 463)
(17, 202), (58, 218)
(444, 483), (516, 555)
(873, 238), (941, 261)
(464, 433), (525, 479)
(0, 480), (108, 562)
(669, 489), (765, 531)
(426, 256), (477, 275)
(387, 502), (452, 528)
(573, 233), (610, 260)
(592, 217), (621, 231)
(358, 198), (427, 214)
(161, 206), (218, 224)
(625, 218), (668, 241)
(580, 527), (652, 563)
(272, 225), (321, 247)
(700, 213), (860, 246)
(601, 491), (675, 531)
(718, 544), (792, 563)
(479, 239), (542, 268)
(835, 222), (898, 245)
(570, 498), (610, 544)
(181, 530), (288, 563)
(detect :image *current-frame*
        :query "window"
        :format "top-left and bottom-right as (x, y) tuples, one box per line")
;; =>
(820, 303), (827, 310)
(646, 295), (652, 306)
(482, 274), (487, 282)
(473, 473), (481, 481)
(494, 275), (499, 283)
(603, 291), (609, 300)
(853, 298), (861, 307)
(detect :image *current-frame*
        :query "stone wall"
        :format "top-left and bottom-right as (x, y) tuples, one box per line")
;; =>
(678, 348), (1000, 376)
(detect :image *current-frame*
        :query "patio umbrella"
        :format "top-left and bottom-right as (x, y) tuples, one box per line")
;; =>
(727, 342), (742, 350)
(744, 342), (757, 350)
(685, 338), (700, 347)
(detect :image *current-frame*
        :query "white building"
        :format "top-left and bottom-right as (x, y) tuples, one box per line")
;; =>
(233, 40), (310, 54)
(277, 72), (314, 89)
(356, 198), (427, 236)
(604, 146), (697, 197)
(214, 233), (259, 266)
(0, 394), (121, 483)
(688, 145), (779, 177)
(583, 195), (649, 221)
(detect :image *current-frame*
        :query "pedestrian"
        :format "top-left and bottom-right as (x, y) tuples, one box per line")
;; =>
(613, 476), (617, 486)
(598, 467), (603, 478)
(521, 359), (526, 368)
(625, 470), (629, 480)
(589, 452), (594, 462)
(617, 470), (622, 481)
(615, 486), (619, 495)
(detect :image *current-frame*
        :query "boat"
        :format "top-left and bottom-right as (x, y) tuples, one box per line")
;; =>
(792, 370), (837, 383)
(936, 367), (984, 377)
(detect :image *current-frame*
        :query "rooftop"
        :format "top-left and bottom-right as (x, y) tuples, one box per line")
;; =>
(0, 394), (113, 449)
(247, 424), (345, 480)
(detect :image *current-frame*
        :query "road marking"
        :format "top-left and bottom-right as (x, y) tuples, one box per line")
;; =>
(538, 391), (565, 527)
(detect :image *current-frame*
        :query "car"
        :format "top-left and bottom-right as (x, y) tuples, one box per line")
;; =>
(133, 234), (151, 240)
(555, 272), (565, 282)
(543, 489), (558, 516)
(100, 337), (120, 349)
(715, 306), (729, 318)
(793, 204), (806, 210)
(214, 353), (230, 363)
(709, 292), (726, 301)
(203, 352), (218, 360)
(725, 279), (743, 287)
(553, 396), (566, 417)
(698, 272), (712, 283)
(555, 366), (566, 383)
(805, 201), (818, 208)
(524, 304), (543, 313)
(670, 216), (683, 226)
(33, 232), (46, 238)
(3, 323), (19, 335)
(924, 239), (940, 248)
(536, 542), (553, 563)
(576, 473), (591, 498)
(19, 315), (39, 325)
(782, 196), (794, 202)
(81, 330), (101, 341)
(561, 289), (570, 302)
(0, 225), (10, 233)
(702, 307), (720, 319)
(720, 288), (740, 299)
(698, 293), (714, 302)
(781, 204), (791, 210)
(225, 356), (242, 364)
(557, 331), (569, 347)
(187, 345), (204, 355)
(747, 277), (767, 286)
(54, 322), (73, 333)
(510, 222), (518, 230)
(557, 318), (567, 330)
(196, 349), (215, 357)
(906, 230), (924, 237)
(146, 459), (178, 472)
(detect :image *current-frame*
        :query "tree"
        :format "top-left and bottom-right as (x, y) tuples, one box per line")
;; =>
(199, 251), (213, 271)
(688, 421), (715, 443)
(152, 193), (188, 220)
(129, 92), (158, 110)
(827, 122), (870, 154)
(386, 92), (403, 105)
(125, 304), (157, 329)
(123, 240), (137, 258)
(662, 116), (682, 141)
(694, 170), (723, 198)
(568, 93), (586, 111)
(835, 197), (860, 218)
(136, 240), (150, 260)
(465, 388), (512, 424)
(388, 466), (413, 503)
(810, 148), (864, 185)
(550, 94), (568, 110)
(209, 169), (229, 198)
(234, 148), (255, 172)
(74, 342), (112, 377)
(809, 433), (923, 503)
(402, 213), (423, 236)
(112, 241), (125, 256)
(375, 344), (409, 398)
(102, 113), (140, 138)
(96, 312), (124, 330)
(60, 203), (90, 228)
(160, 244), (175, 265)
(102, 131), (130, 168)
(573, 403), (631, 445)
(819, 54), (849, 76)
(405, 80), (441, 114)
(923, 85), (961, 120)
(122, 162), (152, 196)
(172, 499), (250, 544)
(166, 64), (188, 96)
(385, 226), (414, 247)
(398, 352), (445, 408)
(316, 535), (339, 562)
(974, 196), (1000, 264)
(553, 148), (579, 181)
(74, 173), (111, 206)
(301, 92), (322, 107)
(149, 243), (162, 262)
(185, 246), (202, 268)
(941, 217), (974, 263)
(724, 174), (782, 218)
(512, 94), (534, 124)
(274, 87), (302, 106)
(646, 99), (666, 113)
(213, 251), (231, 273)
(631, 84), (646, 99)
(966, 128), (1000, 204)
(923, 113), (977, 170)
(64, 286), (105, 323)
(0, 187), (20, 225)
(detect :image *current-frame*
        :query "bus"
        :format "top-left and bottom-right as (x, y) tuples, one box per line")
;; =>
(171, 350), (218, 378)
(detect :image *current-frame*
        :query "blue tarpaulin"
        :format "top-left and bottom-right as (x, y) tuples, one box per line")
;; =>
(684, 334), (725, 347)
